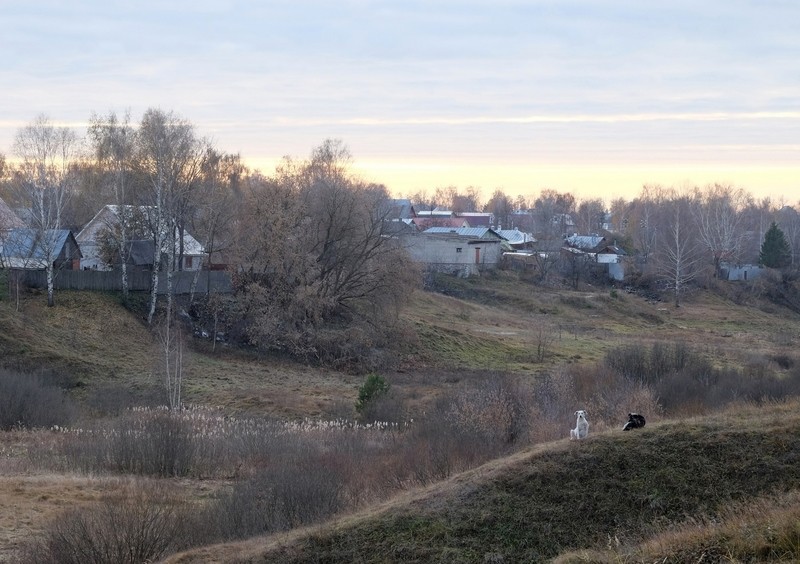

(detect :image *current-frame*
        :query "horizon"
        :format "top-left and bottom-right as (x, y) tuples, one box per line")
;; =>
(2, 1), (798, 205)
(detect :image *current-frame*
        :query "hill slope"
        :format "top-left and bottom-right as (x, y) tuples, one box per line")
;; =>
(165, 400), (800, 563)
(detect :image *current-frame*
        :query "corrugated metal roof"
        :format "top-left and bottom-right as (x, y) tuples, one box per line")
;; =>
(423, 227), (505, 239)
(565, 234), (605, 250)
(496, 229), (536, 245)
(2, 229), (72, 260)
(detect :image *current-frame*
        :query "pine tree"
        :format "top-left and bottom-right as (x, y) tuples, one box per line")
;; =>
(759, 222), (792, 268)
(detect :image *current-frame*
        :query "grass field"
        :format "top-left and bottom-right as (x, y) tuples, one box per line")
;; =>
(1, 272), (799, 562)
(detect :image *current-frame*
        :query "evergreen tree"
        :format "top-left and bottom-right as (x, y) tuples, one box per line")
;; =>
(759, 222), (792, 268)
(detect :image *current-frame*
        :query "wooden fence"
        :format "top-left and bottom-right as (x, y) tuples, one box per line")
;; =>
(11, 269), (232, 295)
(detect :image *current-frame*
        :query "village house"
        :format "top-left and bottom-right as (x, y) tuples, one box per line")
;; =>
(719, 262), (764, 281)
(563, 234), (627, 281)
(496, 228), (536, 251)
(77, 205), (205, 271)
(0, 228), (82, 270)
(401, 227), (507, 277)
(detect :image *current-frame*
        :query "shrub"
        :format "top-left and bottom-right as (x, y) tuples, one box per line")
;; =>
(19, 480), (190, 564)
(355, 374), (390, 417)
(604, 341), (692, 384)
(206, 450), (348, 541)
(0, 369), (75, 430)
(61, 410), (196, 477)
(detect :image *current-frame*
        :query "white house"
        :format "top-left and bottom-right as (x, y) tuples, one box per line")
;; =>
(77, 205), (205, 271)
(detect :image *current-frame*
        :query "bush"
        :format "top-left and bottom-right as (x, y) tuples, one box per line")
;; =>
(355, 373), (390, 418)
(19, 480), (190, 564)
(61, 410), (196, 477)
(206, 450), (348, 541)
(0, 369), (75, 430)
(604, 341), (692, 384)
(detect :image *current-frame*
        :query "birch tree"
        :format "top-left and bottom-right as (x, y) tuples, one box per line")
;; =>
(12, 115), (81, 307)
(658, 192), (701, 307)
(88, 111), (136, 300)
(135, 109), (203, 325)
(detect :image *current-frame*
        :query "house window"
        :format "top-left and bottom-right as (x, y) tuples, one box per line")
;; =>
(185, 256), (193, 268)
(456, 247), (462, 253)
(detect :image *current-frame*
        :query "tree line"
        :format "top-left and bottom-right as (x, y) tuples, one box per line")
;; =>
(0, 112), (416, 369)
(1, 110), (799, 362)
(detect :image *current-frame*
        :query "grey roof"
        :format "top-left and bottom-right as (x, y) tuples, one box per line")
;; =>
(565, 234), (605, 250)
(496, 229), (536, 245)
(128, 240), (156, 265)
(385, 198), (414, 220)
(0, 198), (24, 229)
(423, 227), (506, 240)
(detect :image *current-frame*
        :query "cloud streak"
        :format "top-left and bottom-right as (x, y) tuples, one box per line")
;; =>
(264, 111), (800, 128)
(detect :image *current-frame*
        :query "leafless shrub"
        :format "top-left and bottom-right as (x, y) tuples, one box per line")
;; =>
(60, 410), (196, 477)
(572, 364), (662, 431)
(0, 368), (75, 430)
(445, 374), (531, 445)
(18, 480), (190, 564)
(205, 450), (348, 540)
(604, 341), (692, 384)
(358, 387), (406, 424)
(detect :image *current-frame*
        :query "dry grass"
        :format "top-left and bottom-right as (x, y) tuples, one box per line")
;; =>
(3, 275), (800, 561)
(164, 400), (800, 563)
(0, 472), (226, 563)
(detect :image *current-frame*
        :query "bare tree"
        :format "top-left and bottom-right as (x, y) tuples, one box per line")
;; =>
(88, 111), (137, 300)
(483, 189), (513, 229)
(155, 308), (186, 411)
(629, 184), (668, 269)
(134, 109), (204, 325)
(432, 185), (481, 213)
(533, 189), (575, 238)
(608, 197), (630, 234)
(658, 191), (701, 307)
(575, 198), (605, 234)
(12, 115), (81, 306)
(778, 204), (800, 267)
(692, 183), (747, 278)
(233, 140), (417, 364)
(190, 149), (244, 300)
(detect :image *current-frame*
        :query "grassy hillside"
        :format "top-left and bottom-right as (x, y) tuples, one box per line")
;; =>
(0, 290), (364, 418)
(2, 273), (798, 415)
(165, 400), (800, 563)
(2, 275), (800, 562)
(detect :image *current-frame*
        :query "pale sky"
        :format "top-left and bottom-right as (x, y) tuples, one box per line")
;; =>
(2, 0), (798, 203)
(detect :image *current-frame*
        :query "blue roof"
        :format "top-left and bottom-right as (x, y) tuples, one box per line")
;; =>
(2, 229), (73, 259)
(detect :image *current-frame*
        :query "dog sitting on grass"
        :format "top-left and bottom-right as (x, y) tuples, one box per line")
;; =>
(622, 412), (646, 431)
(570, 410), (589, 440)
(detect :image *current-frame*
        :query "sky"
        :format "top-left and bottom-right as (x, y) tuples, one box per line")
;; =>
(2, 0), (799, 203)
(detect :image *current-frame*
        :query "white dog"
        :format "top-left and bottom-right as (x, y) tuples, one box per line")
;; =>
(570, 410), (589, 440)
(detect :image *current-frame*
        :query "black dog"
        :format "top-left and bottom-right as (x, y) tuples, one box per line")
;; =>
(622, 413), (646, 431)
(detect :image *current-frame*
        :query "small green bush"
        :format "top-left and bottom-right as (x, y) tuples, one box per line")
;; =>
(355, 374), (390, 416)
